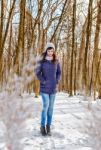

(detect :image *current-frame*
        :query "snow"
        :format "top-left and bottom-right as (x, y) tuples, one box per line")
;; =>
(0, 92), (97, 150)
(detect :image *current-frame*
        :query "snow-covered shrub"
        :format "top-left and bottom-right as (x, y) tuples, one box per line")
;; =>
(0, 54), (42, 150)
(3, 54), (42, 95)
(0, 92), (33, 149)
(83, 98), (101, 150)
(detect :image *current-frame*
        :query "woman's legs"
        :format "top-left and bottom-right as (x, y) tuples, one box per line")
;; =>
(40, 92), (56, 135)
(40, 92), (56, 126)
(47, 94), (56, 126)
(40, 92), (49, 127)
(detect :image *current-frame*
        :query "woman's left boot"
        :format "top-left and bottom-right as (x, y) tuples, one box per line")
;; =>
(46, 124), (51, 136)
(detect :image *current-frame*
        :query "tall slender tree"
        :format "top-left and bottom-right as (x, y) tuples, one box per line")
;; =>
(70, 0), (76, 96)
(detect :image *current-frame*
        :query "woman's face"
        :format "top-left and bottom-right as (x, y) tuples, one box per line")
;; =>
(47, 49), (54, 57)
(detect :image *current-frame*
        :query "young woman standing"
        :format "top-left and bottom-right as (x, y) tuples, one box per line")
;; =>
(35, 43), (61, 136)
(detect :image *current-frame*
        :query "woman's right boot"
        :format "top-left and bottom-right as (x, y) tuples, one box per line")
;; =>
(40, 126), (47, 136)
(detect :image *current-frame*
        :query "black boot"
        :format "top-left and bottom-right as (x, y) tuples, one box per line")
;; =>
(40, 126), (47, 136)
(46, 125), (51, 136)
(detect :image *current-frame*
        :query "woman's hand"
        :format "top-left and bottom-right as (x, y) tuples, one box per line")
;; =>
(42, 80), (46, 84)
(56, 84), (59, 91)
(41, 80), (46, 85)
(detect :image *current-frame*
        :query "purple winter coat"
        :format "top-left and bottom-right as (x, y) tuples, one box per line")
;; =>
(35, 59), (61, 94)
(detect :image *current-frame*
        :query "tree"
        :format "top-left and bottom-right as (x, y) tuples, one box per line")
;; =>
(70, 0), (76, 96)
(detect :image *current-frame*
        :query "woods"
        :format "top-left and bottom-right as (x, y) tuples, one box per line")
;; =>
(0, 1), (101, 149)
(0, 0), (101, 99)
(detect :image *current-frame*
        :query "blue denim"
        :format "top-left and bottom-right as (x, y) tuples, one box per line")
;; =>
(40, 92), (56, 127)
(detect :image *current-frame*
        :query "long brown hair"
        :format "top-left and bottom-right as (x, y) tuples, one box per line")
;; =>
(41, 47), (58, 64)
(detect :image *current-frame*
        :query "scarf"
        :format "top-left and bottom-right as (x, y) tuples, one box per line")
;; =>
(45, 55), (53, 61)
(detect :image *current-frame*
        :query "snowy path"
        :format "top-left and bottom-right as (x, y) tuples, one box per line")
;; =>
(0, 92), (93, 150)
(20, 92), (93, 150)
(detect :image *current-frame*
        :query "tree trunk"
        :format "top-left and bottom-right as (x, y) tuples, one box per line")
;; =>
(83, 0), (93, 95)
(77, 19), (87, 92)
(90, 0), (101, 99)
(70, 0), (76, 96)
(14, 0), (26, 75)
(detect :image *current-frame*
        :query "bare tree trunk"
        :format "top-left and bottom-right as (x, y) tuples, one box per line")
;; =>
(0, 0), (16, 88)
(14, 0), (26, 75)
(83, 0), (93, 95)
(7, 22), (12, 73)
(2, 0), (16, 51)
(0, 0), (4, 88)
(95, 54), (101, 99)
(0, 0), (4, 53)
(50, 0), (68, 42)
(90, 0), (101, 99)
(70, 0), (76, 96)
(77, 19), (87, 92)
(74, 40), (77, 95)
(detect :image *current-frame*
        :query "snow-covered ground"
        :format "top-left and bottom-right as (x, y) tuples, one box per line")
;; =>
(0, 92), (94, 150)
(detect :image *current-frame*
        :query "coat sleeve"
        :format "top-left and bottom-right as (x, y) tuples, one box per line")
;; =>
(35, 61), (46, 83)
(56, 61), (61, 84)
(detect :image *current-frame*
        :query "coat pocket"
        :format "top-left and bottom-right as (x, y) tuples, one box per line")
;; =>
(40, 80), (46, 87)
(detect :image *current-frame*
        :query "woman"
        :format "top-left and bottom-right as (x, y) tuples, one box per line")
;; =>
(35, 42), (61, 136)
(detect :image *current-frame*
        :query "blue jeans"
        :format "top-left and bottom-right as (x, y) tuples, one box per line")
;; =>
(40, 92), (56, 127)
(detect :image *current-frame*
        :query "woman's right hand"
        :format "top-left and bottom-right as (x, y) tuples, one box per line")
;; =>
(42, 80), (46, 84)
(56, 84), (59, 91)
